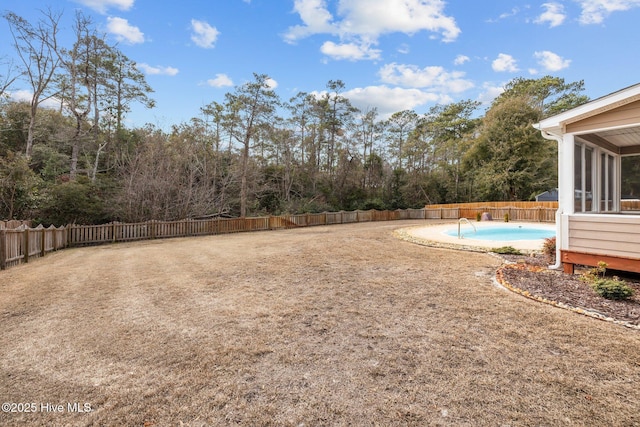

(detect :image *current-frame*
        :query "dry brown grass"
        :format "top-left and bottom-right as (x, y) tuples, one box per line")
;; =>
(1, 220), (640, 426)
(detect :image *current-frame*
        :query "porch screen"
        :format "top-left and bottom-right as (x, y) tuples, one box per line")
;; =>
(574, 140), (618, 213)
(622, 155), (640, 211)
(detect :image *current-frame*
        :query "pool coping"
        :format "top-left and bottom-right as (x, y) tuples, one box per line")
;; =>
(394, 220), (555, 254)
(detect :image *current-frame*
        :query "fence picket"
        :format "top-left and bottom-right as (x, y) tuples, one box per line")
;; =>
(1, 207), (558, 270)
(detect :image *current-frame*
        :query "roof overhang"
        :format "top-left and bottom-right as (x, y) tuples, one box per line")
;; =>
(534, 83), (640, 137)
(534, 83), (640, 155)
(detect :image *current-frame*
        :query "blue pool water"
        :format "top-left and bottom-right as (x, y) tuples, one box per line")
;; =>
(445, 225), (555, 241)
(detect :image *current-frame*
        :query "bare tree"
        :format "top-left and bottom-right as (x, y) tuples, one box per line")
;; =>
(0, 56), (20, 100)
(4, 9), (61, 157)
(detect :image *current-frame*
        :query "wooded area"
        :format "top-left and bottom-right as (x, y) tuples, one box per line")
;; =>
(1, 9), (593, 226)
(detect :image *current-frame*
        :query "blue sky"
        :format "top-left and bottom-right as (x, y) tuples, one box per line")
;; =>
(3, 0), (640, 128)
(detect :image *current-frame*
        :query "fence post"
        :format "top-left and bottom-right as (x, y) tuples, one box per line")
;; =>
(41, 227), (46, 257)
(0, 229), (6, 270)
(24, 228), (29, 264)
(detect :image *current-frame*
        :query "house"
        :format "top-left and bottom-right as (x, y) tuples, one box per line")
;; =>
(534, 83), (640, 274)
(535, 188), (558, 202)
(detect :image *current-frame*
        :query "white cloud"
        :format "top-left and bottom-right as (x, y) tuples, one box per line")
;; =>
(534, 50), (571, 71)
(476, 82), (506, 106)
(336, 0), (460, 42)
(265, 78), (278, 89)
(535, 3), (566, 27)
(486, 7), (521, 23)
(71, 0), (134, 14)
(320, 41), (381, 61)
(308, 85), (446, 119)
(284, 0), (337, 42)
(190, 19), (220, 49)
(397, 43), (410, 54)
(492, 53), (519, 72)
(345, 86), (446, 119)
(9, 89), (61, 109)
(454, 55), (470, 65)
(137, 63), (179, 76)
(206, 74), (233, 88)
(576, 0), (640, 24)
(378, 63), (474, 93)
(106, 17), (144, 44)
(284, 0), (460, 47)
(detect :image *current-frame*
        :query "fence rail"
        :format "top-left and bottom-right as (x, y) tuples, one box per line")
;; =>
(0, 225), (67, 270)
(2, 209), (425, 270)
(426, 201), (558, 209)
(0, 220), (32, 230)
(424, 206), (556, 222)
(1, 206), (558, 271)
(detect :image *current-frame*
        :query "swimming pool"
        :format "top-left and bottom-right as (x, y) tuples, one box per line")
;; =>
(445, 224), (555, 241)
(400, 222), (556, 252)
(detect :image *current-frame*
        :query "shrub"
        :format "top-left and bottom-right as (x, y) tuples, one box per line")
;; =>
(580, 261), (635, 301)
(38, 178), (109, 225)
(491, 246), (522, 255)
(476, 212), (482, 221)
(591, 278), (635, 300)
(504, 213), (509, 222)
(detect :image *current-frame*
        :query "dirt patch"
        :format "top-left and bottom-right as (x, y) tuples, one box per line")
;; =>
(1, 220), (640, 426)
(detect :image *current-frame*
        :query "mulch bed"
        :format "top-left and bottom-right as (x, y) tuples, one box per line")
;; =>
(497, 254), (640, 329)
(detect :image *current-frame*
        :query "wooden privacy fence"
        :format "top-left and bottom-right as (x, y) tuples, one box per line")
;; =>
(0, 225), (67, 270)
(424, 206), (556, 222)
(0, 220), (32, 229)
(0, 206), (556, 271)
(1, 209), (429, 270)
(65, 209), (430, 247)
(426, 201), (558, 209)
(425, 201), (557, 223)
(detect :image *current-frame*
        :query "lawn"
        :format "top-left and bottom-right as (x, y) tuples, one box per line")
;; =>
(1, 220), (639, 426)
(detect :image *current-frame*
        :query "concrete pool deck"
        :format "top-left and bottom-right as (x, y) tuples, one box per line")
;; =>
(398, 220), (555, 252)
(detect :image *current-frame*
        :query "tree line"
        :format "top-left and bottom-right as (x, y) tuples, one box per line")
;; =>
(0, 9), (589, 225)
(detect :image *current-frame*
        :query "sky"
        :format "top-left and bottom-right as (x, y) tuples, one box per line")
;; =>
(3, 0), (640, 129)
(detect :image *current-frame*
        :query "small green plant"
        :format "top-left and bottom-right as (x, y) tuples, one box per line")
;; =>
(503, 213), (509, 222)
(579, 261), (609, 284)
(592, 278), (635, 300)
(476, 212), (482, 221)
(580, 261), (635, 300)
(491, 246), (522, 255)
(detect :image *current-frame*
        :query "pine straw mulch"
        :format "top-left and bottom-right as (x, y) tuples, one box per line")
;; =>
(496, 254), (640, 330)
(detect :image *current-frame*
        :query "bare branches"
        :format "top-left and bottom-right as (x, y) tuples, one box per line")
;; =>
(3, 9), (62, 157)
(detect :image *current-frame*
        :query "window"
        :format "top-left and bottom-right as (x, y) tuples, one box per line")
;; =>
(621, 155), (640, 212)
(601, 153), (615, 211)
(574, 140), (617, 213)
(574, 143), (582, 212)
(574, 142), (595, 212)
